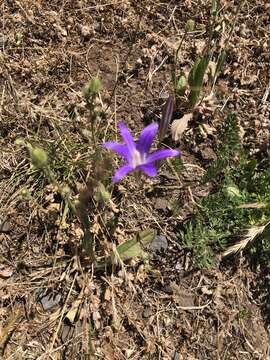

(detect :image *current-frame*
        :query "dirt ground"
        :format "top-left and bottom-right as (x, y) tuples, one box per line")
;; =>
(0, 1), (270, 359)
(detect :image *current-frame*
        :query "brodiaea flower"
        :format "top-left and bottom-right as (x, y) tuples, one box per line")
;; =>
(103, 122), (180, 183)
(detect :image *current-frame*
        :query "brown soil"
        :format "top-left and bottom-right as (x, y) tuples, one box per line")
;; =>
(0, 1), (270, 359)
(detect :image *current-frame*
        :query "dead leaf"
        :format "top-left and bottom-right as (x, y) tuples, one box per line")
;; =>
(66, 289), (84, 324)
(171, 113), (193, 141)
(66, 298), (81, 324)
(201, 286), (213, 295)
(104, 288), (111, 301)
(213, 285), (223, 306)
(237, 202), (266, 209)
(170, 282), (195, 308)
(0, 307), (22, 351)
(0, 265), (13, 279)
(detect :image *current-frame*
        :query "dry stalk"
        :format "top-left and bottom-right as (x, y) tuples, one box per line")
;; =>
(222, 224), (268, 258)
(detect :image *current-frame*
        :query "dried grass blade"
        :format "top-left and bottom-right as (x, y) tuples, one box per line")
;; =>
(222, 224), (268, 258)
(159, 95), (174, 141)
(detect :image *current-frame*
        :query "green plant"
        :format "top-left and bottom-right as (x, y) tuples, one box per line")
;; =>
(14, 76), (163, 271)
(178, 113), (270, 268)
(172, 0), (243, 111)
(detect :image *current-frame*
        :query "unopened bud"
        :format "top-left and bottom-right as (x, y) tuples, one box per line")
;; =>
(21, 188), (31, 199)
(31, 147), (48, 168)
(185, 19), (195, 32)
(62, 186), (71, 195)
(176, 75), (187, 96)
(94, 182), (110, 203)
(100, 188), (110, 203)
(15, 138), (25, 146)
(83, 77), (102, 100)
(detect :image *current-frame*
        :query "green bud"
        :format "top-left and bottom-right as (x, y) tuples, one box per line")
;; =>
(211, 0), (218, 15)
(62, 186), (71, 196)
(83, 77), (102, 100)
(185, 19), (195, 32)
(74, 199), (81, 208)
(100, 188), (110, 203)
(30, 147), (48, 168)
(21, 188), (31, 199)
(15, 32), (23, 46)
(176, 75), (187, 96)
(15, 138), (25, 146)
(94, 182), (110, 203)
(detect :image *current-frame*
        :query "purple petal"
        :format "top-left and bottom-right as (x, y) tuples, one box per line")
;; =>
(103, 142), (131, 161)
(118, 122), (136, 152)
(136, 123), (158, 154)
(112, 164), (133, 183)
(138, 163), (157, 177)
(147, 149), (180, 163)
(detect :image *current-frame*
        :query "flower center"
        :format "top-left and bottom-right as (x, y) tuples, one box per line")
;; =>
(132, 149), (144, 167)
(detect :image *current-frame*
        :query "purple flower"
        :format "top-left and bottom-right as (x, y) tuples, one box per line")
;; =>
(103, 122), (180, 183)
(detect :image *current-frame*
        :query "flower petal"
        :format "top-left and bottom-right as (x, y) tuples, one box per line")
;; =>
(147, 149), (180, 163)
(103, 142), (131, 161)
(136, 123), (158, 154)
(112, 164), (133, 183)
(118, 122), (136, 152)
(138, 163), (157, 177)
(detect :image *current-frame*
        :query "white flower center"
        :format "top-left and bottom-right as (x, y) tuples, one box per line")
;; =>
(132, 149), (145, 167)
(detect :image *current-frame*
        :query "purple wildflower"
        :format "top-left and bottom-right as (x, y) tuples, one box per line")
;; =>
(103, 122), (180, 183)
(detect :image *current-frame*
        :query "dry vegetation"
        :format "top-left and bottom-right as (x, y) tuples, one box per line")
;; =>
(0, 1), (270, 359)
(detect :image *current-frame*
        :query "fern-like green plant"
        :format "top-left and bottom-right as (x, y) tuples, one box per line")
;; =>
(178, 113), (270, 268)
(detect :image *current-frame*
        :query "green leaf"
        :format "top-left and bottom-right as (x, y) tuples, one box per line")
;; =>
(188, 57), (209, 107)
(96, 229), (156, 269)
(112, 229), (155, 262)
(211, 0), (219, 16)
(214, 50), (227, 80)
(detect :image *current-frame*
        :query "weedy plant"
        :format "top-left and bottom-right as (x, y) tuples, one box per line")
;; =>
(172, 0), (222, 110)
(178, 113), (270, 268)
(161, 0), (244, 144)
(15, 76), (180, 270)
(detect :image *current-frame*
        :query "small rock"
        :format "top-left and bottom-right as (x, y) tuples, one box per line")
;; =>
(154, 198), (169, 210)
(0, 218), (11, 233)
(149, 235), (168, 252)
(40, 292), (61, 311)
(162, 285), (174, 295)
(172, 351), (180, 360)
(61, 323), (75, 342)
(199, 146), (217, 161)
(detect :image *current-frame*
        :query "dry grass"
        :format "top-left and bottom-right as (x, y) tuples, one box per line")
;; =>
(222, 224), (268, 258)
(0, 1), (270, 359)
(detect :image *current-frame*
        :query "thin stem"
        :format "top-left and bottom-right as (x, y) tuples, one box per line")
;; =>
(87, 99), (97, 148)
(172, 29), (188, 90)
